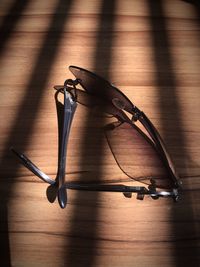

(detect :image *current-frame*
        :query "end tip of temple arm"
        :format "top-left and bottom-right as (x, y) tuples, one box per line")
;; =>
(10, 147), (55, 185)
(10, 147), (25, 161)
(10, 147), (32, 166)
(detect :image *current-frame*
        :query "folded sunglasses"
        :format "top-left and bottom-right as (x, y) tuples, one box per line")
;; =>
(11, 66), (182, 208)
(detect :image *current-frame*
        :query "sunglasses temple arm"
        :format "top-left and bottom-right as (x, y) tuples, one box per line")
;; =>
(56, 90), (77, 208)
(138, 112), (181, 188)
(65, 183), (179, 200)
(10, 147), (55, 185)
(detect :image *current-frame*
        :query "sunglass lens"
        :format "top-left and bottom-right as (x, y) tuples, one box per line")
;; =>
(69, 66), (134, 113)
(105, 122), (174, 189)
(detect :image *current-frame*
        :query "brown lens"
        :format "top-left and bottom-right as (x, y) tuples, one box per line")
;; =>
(105, 122), (174, 189)
(69, 66), (134, 113)
(75, 89), (130, 122)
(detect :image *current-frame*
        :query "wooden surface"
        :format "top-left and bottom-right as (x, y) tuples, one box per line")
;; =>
(0, 0), (200, 266)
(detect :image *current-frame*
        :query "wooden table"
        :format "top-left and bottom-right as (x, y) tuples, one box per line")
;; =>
(0, 0), (199, 266)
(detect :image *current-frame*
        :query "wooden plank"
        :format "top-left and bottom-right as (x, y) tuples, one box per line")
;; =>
(0, 0), (199, 266)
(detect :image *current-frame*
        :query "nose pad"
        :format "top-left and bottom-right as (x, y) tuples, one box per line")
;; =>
(112, 98), (126, 110)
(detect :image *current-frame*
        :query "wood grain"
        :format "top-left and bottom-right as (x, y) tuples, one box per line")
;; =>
(0, 0), (199, 266)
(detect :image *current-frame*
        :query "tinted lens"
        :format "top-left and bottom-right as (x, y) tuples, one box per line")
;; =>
(75, 89), (131, 121)
(54, 85), (131, 122)
(69, 66), (134, 113)
(105, 122), (174, 189)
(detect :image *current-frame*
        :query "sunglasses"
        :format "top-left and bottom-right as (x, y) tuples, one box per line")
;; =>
(11, 66), (182, 208)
